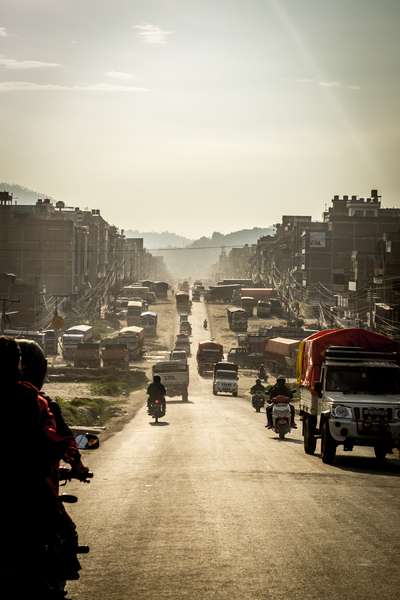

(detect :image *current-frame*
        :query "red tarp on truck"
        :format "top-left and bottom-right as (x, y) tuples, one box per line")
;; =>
(298, 328), (399, 390)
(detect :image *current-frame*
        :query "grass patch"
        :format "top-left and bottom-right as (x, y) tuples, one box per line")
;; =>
(90, 369), (147, 397)
(55, 396), (123, 427)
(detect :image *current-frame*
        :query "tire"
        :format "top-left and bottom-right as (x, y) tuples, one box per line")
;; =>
(303, 415), (317, 455)
(213, 386), (217, 395)
(374, 445), (387, 461)
(321, 419), (336, 464)
(279, 431), (285, 440)
(232, 391), (238, 397)
(256, 407), (261, 413)
(155, 416), (159, 424)
(182, 388), (188, 402)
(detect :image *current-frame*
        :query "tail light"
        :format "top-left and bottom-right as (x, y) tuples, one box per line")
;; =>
(155, 400), (160, 404)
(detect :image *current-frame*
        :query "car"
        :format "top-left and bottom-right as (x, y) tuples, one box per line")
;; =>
(170, 349), (188, 363)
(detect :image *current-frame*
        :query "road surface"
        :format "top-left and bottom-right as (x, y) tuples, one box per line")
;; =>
(68, 301), (400, 600)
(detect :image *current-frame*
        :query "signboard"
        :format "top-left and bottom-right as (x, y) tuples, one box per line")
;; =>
(309, 231), (326, 248)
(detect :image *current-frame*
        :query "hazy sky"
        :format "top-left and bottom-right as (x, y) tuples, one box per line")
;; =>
(1, 0), (399, 237)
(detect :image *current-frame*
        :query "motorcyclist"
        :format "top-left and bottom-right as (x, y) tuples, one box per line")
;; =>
(147, 375), (166, 414)
(265, 375), (297, 429)
(203, 319), (208, 330)
(250, 378), (266, 396)
(258, 364), (267, 382)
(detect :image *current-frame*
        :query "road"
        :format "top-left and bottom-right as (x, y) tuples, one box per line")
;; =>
(68, 301), (400, 600)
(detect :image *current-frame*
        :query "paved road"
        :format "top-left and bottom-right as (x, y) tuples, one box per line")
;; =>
(69, 302), (400, 600)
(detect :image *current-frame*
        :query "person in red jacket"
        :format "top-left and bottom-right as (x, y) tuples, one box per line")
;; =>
(17, 338), (89, 489)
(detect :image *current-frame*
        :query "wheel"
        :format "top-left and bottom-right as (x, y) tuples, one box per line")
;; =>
(279, 431), (285, 440)
(213, 386), (217, 395)
(303, 415), (317, 455)
(232, 391), (238, 397)
(155, 416), (159, 424)
(256, 407), (261, 413)
(374, 445), (387, 461)
(320, 420), (336, 464)
(182, 388), (188, 402)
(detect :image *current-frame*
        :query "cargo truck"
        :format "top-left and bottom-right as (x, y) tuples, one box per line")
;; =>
(153, 360), (189, 401)
(298, 328), (400, 464)
(197, 341), (224, 375)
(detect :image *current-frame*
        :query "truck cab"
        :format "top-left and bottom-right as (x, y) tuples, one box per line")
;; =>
(213, 361), (239, 396)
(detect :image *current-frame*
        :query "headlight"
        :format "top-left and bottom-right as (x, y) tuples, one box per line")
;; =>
(332, 405), (352, 419)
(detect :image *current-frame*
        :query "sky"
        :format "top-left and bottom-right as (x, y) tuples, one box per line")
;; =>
(0, 0), (399, 238)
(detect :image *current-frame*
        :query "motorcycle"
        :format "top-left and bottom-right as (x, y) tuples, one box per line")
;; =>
(251, 393), (266, 412)
(203, 319), (208, 330)
(148, 398), (166, 424)
(271, 395), (292, 439)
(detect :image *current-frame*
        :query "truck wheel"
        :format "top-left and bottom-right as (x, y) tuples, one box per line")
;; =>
(213, 386), (217, 395)
(374, 445), (387, 461)
(303, 416), (317, 455)
(279, 431), (285, 440)
(232, 391), (238, 397)
(321, 420), (336, 465)
(182, 388), (188, 402)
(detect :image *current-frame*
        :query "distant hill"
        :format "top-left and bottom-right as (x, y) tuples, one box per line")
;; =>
(124, 230), (192, 249)
(0, 182), (54, 204)
(151, 227), (274, 278)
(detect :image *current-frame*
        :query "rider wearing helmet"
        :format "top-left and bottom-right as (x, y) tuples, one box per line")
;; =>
(265, 375), (297, 429)
(250, 378), (266, 395)
(147, 375), (167, 414)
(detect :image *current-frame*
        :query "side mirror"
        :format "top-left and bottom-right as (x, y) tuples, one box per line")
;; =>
(314, 381), (322, 398)
(75, 433), (100, 450)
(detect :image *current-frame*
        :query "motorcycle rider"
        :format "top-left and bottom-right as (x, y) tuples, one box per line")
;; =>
(250, 378), (266, 396)
(147, 375), (166, 414)
(203, 319), (208, 330)
(265, 375), (297, 429)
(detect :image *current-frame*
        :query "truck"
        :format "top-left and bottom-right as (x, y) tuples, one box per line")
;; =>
(265, 337), (300, 376)
(175, 333), (191, 355)
(205, 285), (240, 303)
(176, 292), (190, 314)
(102, 326), (144, 361)
(197, 341), (224, 374)
(213, 362), (239, 396)
(298, 328), (400, 464)
(240, 288), (275, 301)
(226, 307), (248, 332)
(74, 342), (101, 368)
(256, 300), (271, 318)
(241, 296), (257, 317)
(127, 301), (145, 326)
(62, 324), (93, 363)
(140, 311), (158, 336)
(101, 343), (129, 370)
(153, 360), (189, 401)
(227, 346), (263, 368)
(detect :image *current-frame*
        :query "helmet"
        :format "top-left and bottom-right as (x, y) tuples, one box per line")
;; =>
(17, 339), (48, 389)
(153, 375), (161, 383)
(0, 336), (20, 382)
(255, 378), (261, 384)
(277, 375), (286, 383)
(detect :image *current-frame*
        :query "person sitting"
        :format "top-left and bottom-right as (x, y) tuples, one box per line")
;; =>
(265, 375), (297, 429)
(147, 375), (166, 414)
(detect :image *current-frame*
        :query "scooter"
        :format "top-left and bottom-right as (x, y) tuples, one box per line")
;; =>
(271, 395), (292, 439)
(148, 398), (166, 424)
(252, 393), (266, 413)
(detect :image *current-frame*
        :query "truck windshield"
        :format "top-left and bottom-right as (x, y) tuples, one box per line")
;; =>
(326, 366), (400, 394)
(217, 371), (237, 380)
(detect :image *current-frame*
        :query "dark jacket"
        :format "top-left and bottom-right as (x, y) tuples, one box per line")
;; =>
(147, 382), (166, 400)
(268, 383), (293, 401)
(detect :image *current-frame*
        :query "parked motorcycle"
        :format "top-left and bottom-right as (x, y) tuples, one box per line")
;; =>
(271, 395), (292, 439)
(148, 398), (166, 424)
(252, 393), (266, 412)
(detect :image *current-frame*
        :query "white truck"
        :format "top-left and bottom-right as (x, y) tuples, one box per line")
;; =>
(153, 360), (189, 402)
(213, 361), (239, 396)
(299, 328), (400, 464)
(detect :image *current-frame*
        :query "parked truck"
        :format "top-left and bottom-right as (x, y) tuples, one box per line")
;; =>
(298, 328), (400, 464)
(197, 341), (224, 374)
(226, 307), (248, 332)
(153, 360), (189, 401)
(74, 342), (101, 368)
(176, 292), (190, 314)
(101, 343), (129, 369)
